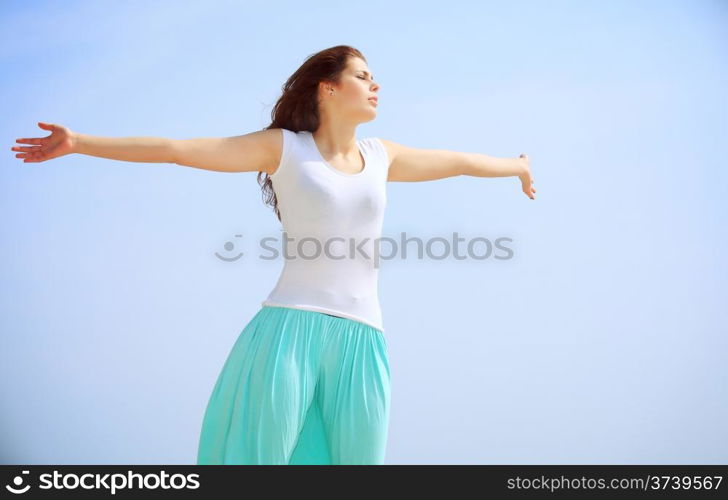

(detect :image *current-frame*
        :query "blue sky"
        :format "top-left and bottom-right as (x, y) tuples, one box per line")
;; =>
(1, 0), (726, 464)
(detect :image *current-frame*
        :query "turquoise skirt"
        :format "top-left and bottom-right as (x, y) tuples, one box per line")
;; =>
(196, 305), (391, 465)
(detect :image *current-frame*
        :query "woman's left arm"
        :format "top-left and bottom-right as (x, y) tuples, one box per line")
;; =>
(379, 138), (536, 200)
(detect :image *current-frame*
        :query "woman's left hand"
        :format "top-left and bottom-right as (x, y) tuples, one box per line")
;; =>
(518, 154), (536, 200)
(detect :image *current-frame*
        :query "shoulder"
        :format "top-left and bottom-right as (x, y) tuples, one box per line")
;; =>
(358, 137), (390, 168)
(370, 137), (398, 168)
(266, 128), (306, 177)
(260, 128), (297, 176)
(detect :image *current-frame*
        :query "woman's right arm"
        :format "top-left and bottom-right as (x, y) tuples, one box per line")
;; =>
(170, 128), (281, 173)
(74, 133), (176, 164)
(12, 122), (282, 174)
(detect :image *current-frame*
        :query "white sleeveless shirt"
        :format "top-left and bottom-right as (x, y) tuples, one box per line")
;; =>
(261, 129), (390, 332)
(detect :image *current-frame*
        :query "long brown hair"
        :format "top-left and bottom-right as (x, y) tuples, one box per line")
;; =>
(258, 45), (367, 222)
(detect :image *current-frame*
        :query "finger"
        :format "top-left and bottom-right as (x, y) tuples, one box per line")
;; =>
(23, 148), (45, 157)
(16, 138), (43, 145)
(11, 146), (41, 152)
(16, 148), (44, 156)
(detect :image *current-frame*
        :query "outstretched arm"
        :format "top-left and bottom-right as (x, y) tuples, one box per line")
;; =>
(11, 122), (282, 174)
(379, 138), (536, 200)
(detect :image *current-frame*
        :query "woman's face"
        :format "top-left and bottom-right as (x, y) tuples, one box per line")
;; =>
(322, 57), (380, 122)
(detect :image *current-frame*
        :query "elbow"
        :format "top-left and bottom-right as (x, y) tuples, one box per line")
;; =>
(168, 138), (182, 165)
(458, 152), (475, 177)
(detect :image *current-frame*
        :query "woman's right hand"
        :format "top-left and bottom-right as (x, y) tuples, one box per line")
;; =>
(11, 122), (76, 163)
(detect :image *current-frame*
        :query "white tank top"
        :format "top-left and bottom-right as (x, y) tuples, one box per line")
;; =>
(261, 129), (389, 332)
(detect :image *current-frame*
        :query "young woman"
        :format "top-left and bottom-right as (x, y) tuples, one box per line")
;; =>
(11, 45), (535, 465)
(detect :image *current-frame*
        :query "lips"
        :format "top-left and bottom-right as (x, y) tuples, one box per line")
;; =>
(368, 97), (378, 103)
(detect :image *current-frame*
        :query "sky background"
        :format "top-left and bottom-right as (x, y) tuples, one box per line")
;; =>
(1, 0), (726, 465)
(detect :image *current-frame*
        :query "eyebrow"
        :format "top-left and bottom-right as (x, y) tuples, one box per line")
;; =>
(358, 70), (375, 80)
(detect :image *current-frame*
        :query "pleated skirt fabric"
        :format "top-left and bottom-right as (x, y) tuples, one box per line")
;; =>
(196, 304), (391, 465)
